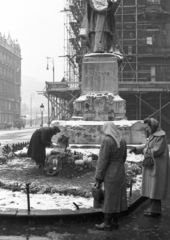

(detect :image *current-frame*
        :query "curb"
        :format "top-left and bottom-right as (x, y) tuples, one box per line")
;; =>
(127, 196), (147, 214)
(0, 197), (148, 224)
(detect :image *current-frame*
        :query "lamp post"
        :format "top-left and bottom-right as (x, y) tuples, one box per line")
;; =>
(46, 56), (55, 126)
(40, 103), (44, 127)
(46, 56), (55, 82)
(30, 93), (34, 126)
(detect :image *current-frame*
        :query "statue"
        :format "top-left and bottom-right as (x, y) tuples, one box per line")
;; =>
(79, 0), (119, 53)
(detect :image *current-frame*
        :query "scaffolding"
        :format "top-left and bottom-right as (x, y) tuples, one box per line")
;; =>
(63, 0), (86, 83)
(42, 0), (170, 138)
(116, 0), (170, 137)
(117, 0), (170, 83)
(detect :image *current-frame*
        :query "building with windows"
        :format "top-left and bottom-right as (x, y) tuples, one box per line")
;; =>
(0, 33), (21, 124)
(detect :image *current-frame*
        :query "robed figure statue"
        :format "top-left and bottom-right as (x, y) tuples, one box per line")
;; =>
(79, 0), (119, 53)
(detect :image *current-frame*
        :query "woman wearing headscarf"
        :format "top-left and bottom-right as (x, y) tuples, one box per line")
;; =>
(27, 126), (60, 168)
(130, 118), (170, 217)
(95, 122), (127, 231)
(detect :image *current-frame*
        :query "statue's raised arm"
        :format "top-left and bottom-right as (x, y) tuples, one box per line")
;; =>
(79, 0), (119, 53)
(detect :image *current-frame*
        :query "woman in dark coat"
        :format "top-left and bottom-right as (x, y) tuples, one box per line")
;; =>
(130, 118), (170, 218)
(27, 126), (60, 167)
(95, 122), (127, 231)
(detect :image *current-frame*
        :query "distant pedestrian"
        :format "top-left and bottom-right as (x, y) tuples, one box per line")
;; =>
(94, 122), (127, 231)
(130, 118), (170, 217)
(27, 126), (60, 169)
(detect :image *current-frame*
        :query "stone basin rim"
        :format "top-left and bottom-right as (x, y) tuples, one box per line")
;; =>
(0, 196), (147, 223)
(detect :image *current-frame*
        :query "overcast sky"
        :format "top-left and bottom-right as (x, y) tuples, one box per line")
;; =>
(0, 0), (65, 82)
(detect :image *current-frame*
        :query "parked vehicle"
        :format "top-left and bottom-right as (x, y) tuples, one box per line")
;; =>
(0, 123), (5, 130)
(0, 122), (12, 130)
(13, 119), (26, 129)
(4, 123), (12, 129)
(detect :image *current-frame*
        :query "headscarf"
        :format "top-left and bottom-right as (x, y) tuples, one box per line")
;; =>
(144, 118), (160, 134)
(52, 126), (61, 135)
(103, 122), (122, 148)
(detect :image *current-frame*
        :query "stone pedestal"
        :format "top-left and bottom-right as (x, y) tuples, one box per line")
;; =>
(74, 93), (126, 121)
(73, 53), (126, 121)
(82, 53), (118, 94)
(51, 53), (147, 145)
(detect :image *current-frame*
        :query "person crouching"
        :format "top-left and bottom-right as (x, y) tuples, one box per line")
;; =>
(27, 126), (60, 170)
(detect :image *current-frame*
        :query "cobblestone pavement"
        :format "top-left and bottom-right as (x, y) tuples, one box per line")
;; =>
(0, 199), (170, 239)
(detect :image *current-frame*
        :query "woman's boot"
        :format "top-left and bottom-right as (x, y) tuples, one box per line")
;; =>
(95, 213), (113, 231)
(112, 213), (119, 230)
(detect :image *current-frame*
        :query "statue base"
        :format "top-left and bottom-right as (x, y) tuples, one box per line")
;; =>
(74, 93), (126, 121)
(51, 120), (147, 145)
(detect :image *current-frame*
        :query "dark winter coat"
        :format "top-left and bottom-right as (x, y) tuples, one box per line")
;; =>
(136, 129), (170, 200)
(27, 127), (55, 165)
(95, 135), (128, 213)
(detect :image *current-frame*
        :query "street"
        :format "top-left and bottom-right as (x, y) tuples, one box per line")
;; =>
(0, 125), (37, 146)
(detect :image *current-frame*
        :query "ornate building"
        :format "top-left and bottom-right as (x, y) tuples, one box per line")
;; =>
(0, 33), (21, 124)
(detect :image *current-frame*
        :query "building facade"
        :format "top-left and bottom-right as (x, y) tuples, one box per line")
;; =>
(0, 33), (21, 124)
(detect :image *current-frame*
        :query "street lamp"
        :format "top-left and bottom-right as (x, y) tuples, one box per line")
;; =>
(30, 93), (34, 126)
(40, 103), (44, 127)
(46, 56), (55, 82)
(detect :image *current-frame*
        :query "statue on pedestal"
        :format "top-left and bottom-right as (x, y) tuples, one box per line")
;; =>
(79, 0), (119, 53)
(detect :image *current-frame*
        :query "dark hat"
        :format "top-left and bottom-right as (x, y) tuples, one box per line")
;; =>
(92, 186), (104, 203)
(52, 126), (60, 134)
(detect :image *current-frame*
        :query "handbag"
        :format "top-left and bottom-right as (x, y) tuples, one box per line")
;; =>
(142, 157), (154, 167)
(142, 147), (154, 167)
(92, 186), (104, 204)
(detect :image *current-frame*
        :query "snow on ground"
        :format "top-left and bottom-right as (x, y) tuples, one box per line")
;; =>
(0, 189), (93, 211)
(51, 119), (143, 127)
(132, 175), (142, 191)
(0, 148), (144, 211)
(126, 152), (144, 162)
(70, 148), (144, 163)
(13, 146), (144, 163)
(70, 148), (100, 156)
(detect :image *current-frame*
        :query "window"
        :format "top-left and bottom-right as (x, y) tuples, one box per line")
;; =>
(128, 46), (132, 55)
(147, 0), (160, 3)
(147, 27), (160, 33)
(147, 37), (153, 45)
(5, 101), (7, 110)
(151, 66), (156, 82)
(9, 102), (11, 111)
